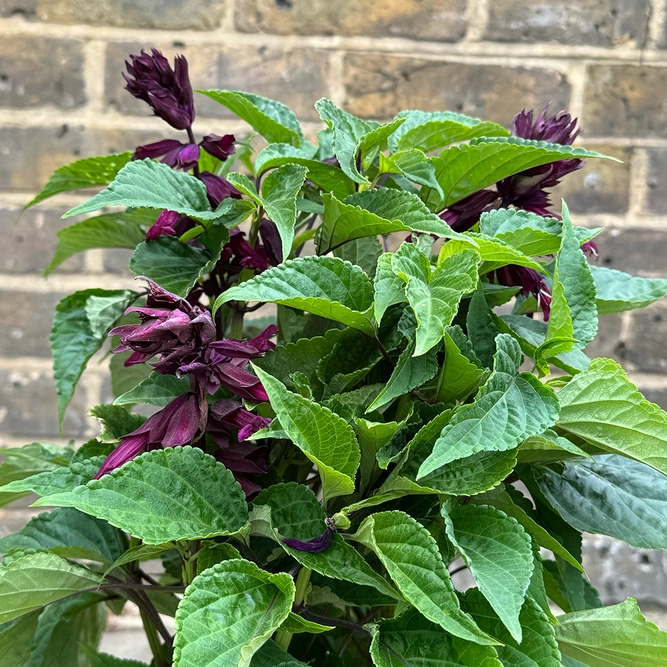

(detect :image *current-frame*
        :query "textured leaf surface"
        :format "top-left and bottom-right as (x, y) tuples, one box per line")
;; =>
(27, 152), (131, 208)
(370, 608), (503, 667)
(557, 358), (667, 477)
(462, 588), (562, 667)
(535, 455), (667, 549)
(0, 610), (40, 667)
(555, 598), (667, 667)
(0, 551), (101, 623)
(215, 256), (374, 334)
(51, 289), (136, 426)
(437, 329), (485, 403)
(355, 510), (494, 645)
(392, 244), (479, 356)
(33, 447), (248, 544)
(174, 559), (295, 667)
(379, 149), (444, 196)
(253, 367), (360, 500)
(373, 253), (407, 324)
(419, 335), (559, 477)
(113, 373), (190, 408)
(333, 236), (383, 278)
(443, 503), (534, 642)
(198, 90), (304, 145)
(591, 265), (667, 314)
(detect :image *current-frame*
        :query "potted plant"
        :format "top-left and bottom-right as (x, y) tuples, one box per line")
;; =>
(2, 48), (667, 666)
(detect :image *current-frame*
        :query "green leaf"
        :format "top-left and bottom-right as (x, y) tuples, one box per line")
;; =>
(33, 447), (248, 544)
(46, 209), (154, 274)
(443, 503), (534, 642)
(467, 282), (499, 369)
(261, 164), (308, 261)
(197, 90), (304, 146)
(354, 510), (495, 645)
(453, 233), (547, 274)
(214, 256), (375, 335)
(251, 640), (308, 667)
(130, 236), (213, 298)
(113, 373), (190, 408)
(369, 608), (503, 667)
(390, 109), (509, 153)
(26, 152), (132, 208)
(109, 351), (151, 400)
(252, 366), (360, 501)
(366, 340), (439, 412)
(418, 334), (559, 477)
(104, 542), (175, 578)
(462, 588), (562, 667)
(0, 551), (101, 623)
(392, 244), (479, 356)
(0, 507), (124, 563)
(62, 159), (229, 221)
(545, 201), (597, 353)
(174, 558), (295, 667)
(51, 289), (136, 427)
(428, 138), (617, 208)
(0, 610), (41, 667)
(479, 208), (601, 258)
(81, 648), (149, 667)
(374, 253), (407, 324)
(436, 329), (485, 403)
(555, 598), (667, 667)
(89, 404), (146, 442)
(333, 236), (383, 279)
(591, 265), (667, 314)
(535, 454), (667, 550)
(280, 612), (333, 634)
(557, 358), (667, 477)
(379, 150), (444, 197)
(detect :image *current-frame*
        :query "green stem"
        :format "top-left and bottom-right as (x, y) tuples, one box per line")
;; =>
(274, 567), (311, 651)
(140, 607), (169, 667)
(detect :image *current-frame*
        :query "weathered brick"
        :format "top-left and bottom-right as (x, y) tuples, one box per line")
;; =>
(645, 149), (667, 214)
(235, 0), (467, 42)
(103, 248), (134, 274)
(343, 55), (571, 122)
(552, 144), (630, 213)
(584, 312), (624, 361)
(583, 65), (667, 137)
(0, 125), (181, 192)
(484, 0), (649, 47)
(1, 206), (85, 274)
(636, 385), (667, 411)
(105, 42), (329, 122)
(595, 228), (667, 277)
(0, 368), (89, 437)
(0, 36), (86, 109)
(0, 291), (65, 358)
(623, 303), (667, 373)
(0, 0), (227, 30)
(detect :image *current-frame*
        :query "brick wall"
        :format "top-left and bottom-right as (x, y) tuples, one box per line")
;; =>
(1, 0), (667, 617)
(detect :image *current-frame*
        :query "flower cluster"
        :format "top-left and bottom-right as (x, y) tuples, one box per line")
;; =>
(99, 279), (276, 495)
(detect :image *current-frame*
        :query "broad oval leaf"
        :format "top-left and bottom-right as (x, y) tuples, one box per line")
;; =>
(418, 334), (559, 477)
(26, 152), (132, 208)
(252, 366), (360, 501)
(591, 265), (667, 315)
(198, 89), (304, 146)
(0, 551), (101, 624)
(113, 372), (190, 408)
(33, 446), (248, 544)
(443, 503), (534, 642)
(535, 454), (667, 550)
(173, 558), (295, 667)
(214, 256), (375, 335)
(354, 510), (495, 645)
(557, 358), (667, 478)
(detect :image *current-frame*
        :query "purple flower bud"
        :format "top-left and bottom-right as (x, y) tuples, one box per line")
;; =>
(124, 49), (195, 130)
(259, 219), (283, 266)
(282, 518), (336, 553)
(133, 140), (200, 171)
(580, 239), (598, 257)
(146, 210), (195, 241)
(493, 265), (552, 321)
(439, 189), (499, 233)
(198, 172), (242, 208)
(512, 104), (579, 145)
(94, 392), (205, 478)
(200, 133), (236, 161)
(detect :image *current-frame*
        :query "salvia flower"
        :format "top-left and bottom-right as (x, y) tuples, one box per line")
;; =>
(493, 265), (552, 320)
(145, 210), (196, 241)
(94, 392), (206, 478)
(124, 49), (195, 130)
(109, 278), (215, 367)
(133, 140), (200, 171)
(282, 517), (337, 553)
(200, 133), (236, 161)
(198, 171), (242, 208)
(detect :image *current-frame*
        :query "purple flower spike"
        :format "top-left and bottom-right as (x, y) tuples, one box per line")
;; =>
(493, 265), (553, 321)
(94, 392), (205, 479)
(282, 518), (336, 553)
(124, 49), (195, 130)
(133, 140), (200, 171)
(200, 133), (236, 161)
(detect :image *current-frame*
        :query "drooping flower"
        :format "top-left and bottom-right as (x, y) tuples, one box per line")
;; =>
(282, 517), (336, 553)
(109, 278), (215, 366)
(439, 190), (499, 232)
(198, 171), (242, 208)
(258, 219), (283, 266)
(492, 265), (552, 320)
(200, 134), (236, 161)
(145, 210), (196, 241)
(133, 140), (200, 171)
(94, 392), (206, 478)
(124, 49), (195, 130)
